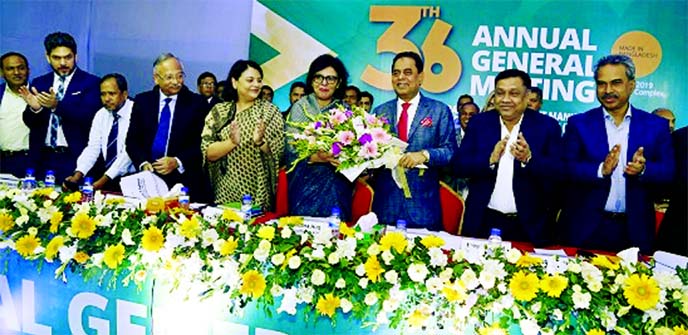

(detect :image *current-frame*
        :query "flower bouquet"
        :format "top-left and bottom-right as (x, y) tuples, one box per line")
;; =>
(288, 104), (414, 197)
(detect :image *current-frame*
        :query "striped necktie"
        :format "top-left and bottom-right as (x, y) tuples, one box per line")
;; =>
(105, 112), (120, 168)
(49, 76), (66, 147)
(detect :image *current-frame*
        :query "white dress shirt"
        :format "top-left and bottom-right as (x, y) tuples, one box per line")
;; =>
(487, 114), (524, 214)
(76, 99), (136, 179)
(0, 87), (30, 151)
(597, 106), (632, 213)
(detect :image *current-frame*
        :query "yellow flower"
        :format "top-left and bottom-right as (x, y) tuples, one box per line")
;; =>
(45, 236), (65, 261)
(141, 226), (164, 252)
(442, 280), (467, 303)
(623, 273), (660, 311)
(380, 232), (407, 253)
(103, 244), (126, 269)
(71, 212), (96, 239)
(540, 274), (568, 298)
(15, 235), (40, 258)
(220, 237), (238, 256)
(49, 211), (63, 233)
(339, 223), (355, 238)
(516, 253), (543, 267)
(74, 251), (90, 264)
(586, 329), (605, 335)
(222, 208), (243, 222)
(509, 271), (539, 302)
(240, 270), (266, 298)
(479, 323), (508, 335)
(316, 293), (340, 317)
(257, 226), (275, 241)
(364, 256), (384, 282)
(590, 255), (620, 270)
(277, 216), (303, 227)
(64, 191), (82, 203)
(105, 197), (125, 205)
(0, 212), (15, 232)
(32, 188), (54, 197)
(179, 216), (201, 239)
(420, 235), (445, 249)
(407, 308), (429, 328)
(145, 197), (166, 213)
(674, 325), (688, 335)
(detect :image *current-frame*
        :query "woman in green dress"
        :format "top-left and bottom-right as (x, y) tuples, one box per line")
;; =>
(201, 60), (284, 210)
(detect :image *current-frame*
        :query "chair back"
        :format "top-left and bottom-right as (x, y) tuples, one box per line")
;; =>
(439, 181), (465, 235)
(351, 179), (374, 226)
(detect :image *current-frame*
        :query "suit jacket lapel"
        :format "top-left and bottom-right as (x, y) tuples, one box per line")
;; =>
(408, 96), (428, 141)
(590, 107), (610, 159)
(627, 105), (640, 160)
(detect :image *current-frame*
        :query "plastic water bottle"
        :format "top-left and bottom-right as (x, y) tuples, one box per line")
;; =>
(22, 168), (36, 191)
(44, 170), (56, 188)
(179, 186), (190, 209)
(241, 194), (253, 222)
(82, 177), (94, 202)
(328, 207), (341, 239)
(395, 219), (407, 236)
(487, 228), (502, 252)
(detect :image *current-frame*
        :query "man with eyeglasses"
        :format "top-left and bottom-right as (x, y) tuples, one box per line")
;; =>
(126, 53), (211, 202)
(19, 32), (101, 182)
(370, 51), (458, 231)
(196, 71), (221, 107)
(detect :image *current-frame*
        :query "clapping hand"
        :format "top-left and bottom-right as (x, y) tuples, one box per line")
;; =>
(624, 146), (646, 176)
(510, 132), (532, 163)
(253, 119), (266, 145)
(602, 144), (621, 176)
(489, 135), (509, 165)
(229, 121), (241, 145)
(18, 86), (58, 110)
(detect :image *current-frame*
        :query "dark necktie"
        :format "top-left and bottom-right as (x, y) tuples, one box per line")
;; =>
(398, 102), (411, 142)
(105, 112), (120, 168)
(50, 76), (66, 147)
(151, 98), (172, 159)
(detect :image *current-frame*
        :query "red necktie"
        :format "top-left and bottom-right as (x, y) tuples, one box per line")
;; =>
(398, 102), (411, 142)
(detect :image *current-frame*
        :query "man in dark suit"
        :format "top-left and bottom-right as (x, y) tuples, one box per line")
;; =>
(371, 51), (457, 231)
(196, 71), (221, 108)
(561, 54), (674, 254)
(0, 52), (32, 177)
(126, 53), (211, 202)
(19, 32), (101, 182)
(456, 69), (562, 245)
(656, 126), (687, 256)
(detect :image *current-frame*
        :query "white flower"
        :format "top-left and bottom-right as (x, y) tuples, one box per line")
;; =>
(277, 288), (298, 315)
(340, 298), (353, 313)
(58, 244), (77, 263)
(653, 271), (683, 290)
(121, 228), (135, 246)
(281, 226), (292, 239)
(460, 269), (479, 290)
(296, 286), (314, 304)
(253, 242), (271, 262)
(313, 229), (332, 246)
(407, 263), (429, 283)
(367, 243), (380, 256)
(381, 250), (394, 265)
(426, 276), (444, 293)
(238, 224), (248, 234)
(16, 215), (28, 226)
(452, 249), (465, 262)
(239, 254), (250, 264)
(376, 310), (389, 325)
(545, 256), (568, 275)
(271, 253), (285, 266)
(90, 253), (104, 267)
(288, 255), (301, 269)
(384, 270), (399, 285)
(311, 269), (326, 286)
(310, 247), (325, 260)
(572, 289), (591, 309)
(327, 251), (340, 265)
(552, 309), (563, 321)
(355, 263), (366, 276)
(201, 228), (219, 247)
(497, 282), (507, 293)
(270, 285), (283, 297)
(482, 259), (508, 279)
(164, 233), (184, 250)
(49, 191), (59, 199)
(335, 278), (346, 289)
(531, 302), (541, 314)
(645, 307), (665, 323)
(479, 271), (496, 290)
(505, 248), (522, 263)
(27, 227), (38, 236)
(364, 292), (378, 306)
(428, 247), (448, 267)
(601, 309), (618, 331)
(587, 280), (603, 293)
(567, 261), (582, 273)
(519, 319), (540, 335)
(359, 278), (369, 289)
(439, 268), (453, 282)
(336, 238), (357, 260)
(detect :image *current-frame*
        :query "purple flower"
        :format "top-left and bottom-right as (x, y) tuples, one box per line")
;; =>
(380, 116), (390, 125)
(314, 121), (322, 129)
(331, 142), (343, 156)
(345, 110), (353, 118)
(358, 133), (373, 145)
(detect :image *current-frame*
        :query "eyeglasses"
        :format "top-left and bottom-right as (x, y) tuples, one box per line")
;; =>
(156, 72), (185, 82)
(313, 74), (339, 85)
(201, 82), (215, 87)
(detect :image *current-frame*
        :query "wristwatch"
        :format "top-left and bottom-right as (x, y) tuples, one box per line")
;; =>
(422, 150), (430, 163)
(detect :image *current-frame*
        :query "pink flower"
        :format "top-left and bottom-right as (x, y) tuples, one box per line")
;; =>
(370, 128), (391, 144)
(331, 111), (348, 125)
(338, 130), (355, 145)
(365, 113), (379, 125)
(358, 142), (379, 159)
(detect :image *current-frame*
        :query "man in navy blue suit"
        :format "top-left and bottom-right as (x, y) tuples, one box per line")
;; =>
(371, 51), (457, 231)
(561, 54), (674, 254)
(20, 32), (101, 182)
(456, 69), (562, 245)
(126, 53), (211, 202)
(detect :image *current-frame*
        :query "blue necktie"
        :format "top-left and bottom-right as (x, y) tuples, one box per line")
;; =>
(151, 98), (172, 160)
(50, 76), (66, 147)
(105, 112), (119, 168)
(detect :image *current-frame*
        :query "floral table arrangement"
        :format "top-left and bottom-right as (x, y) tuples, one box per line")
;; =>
(1, 186), (687, 334)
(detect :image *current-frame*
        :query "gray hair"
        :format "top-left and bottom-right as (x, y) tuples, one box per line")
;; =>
(153, 52), (183, 71)
(594, 54), (635, 81)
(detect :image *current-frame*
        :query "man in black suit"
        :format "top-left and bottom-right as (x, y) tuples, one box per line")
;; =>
(656, 126), (687, 255)
(126, 53), (210, 202)
(196, 71), (221, 108)
(19, 32), (101, 181)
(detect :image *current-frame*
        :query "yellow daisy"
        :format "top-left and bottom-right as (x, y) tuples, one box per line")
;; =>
(179, 216), (201, 239)
(0, 212), (15, 232)
(420, 235), (445, 249)
(364, 256), (384, 282)
(49, 211), (63, 233)
(15, 235), (40, 257)
(479, 323), (509, 335)
(103, 244), (126, 269)
(509, 271), (539, 302)
(64, 191), (82, 204)
(586, 329), (605, 335)
(590, 255), (620, 270)
(407, 308), (429, 328)
(221, 208), (243, 222)
(515, 253), (544, 267)
(74, 251), (90, 264)
(315, 293), (341, 317)
(339, 223), (355, 238)
(220, 237), (239, 256)
(674, 325), (688, 335)
(240, 270), (266, 298)
(141, 226), (165, 252)
(379, 232), (407, 253)
(44, 236), (65, 261)
(442, 280), (467, 303)
(540, 274), (568, 298)
(145, 197), (165, 213)
(277, 216), (303, 227)
(257, 226), (275, 241)
(71, 212), (96, 239)
(623, 273), (660, 311)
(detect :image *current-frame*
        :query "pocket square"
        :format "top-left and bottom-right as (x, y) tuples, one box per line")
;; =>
(420, 116), (433, 127)
(71, 91), (82, 95)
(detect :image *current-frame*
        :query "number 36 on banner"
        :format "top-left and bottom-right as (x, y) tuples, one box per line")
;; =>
(361, 6), (462, 93)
